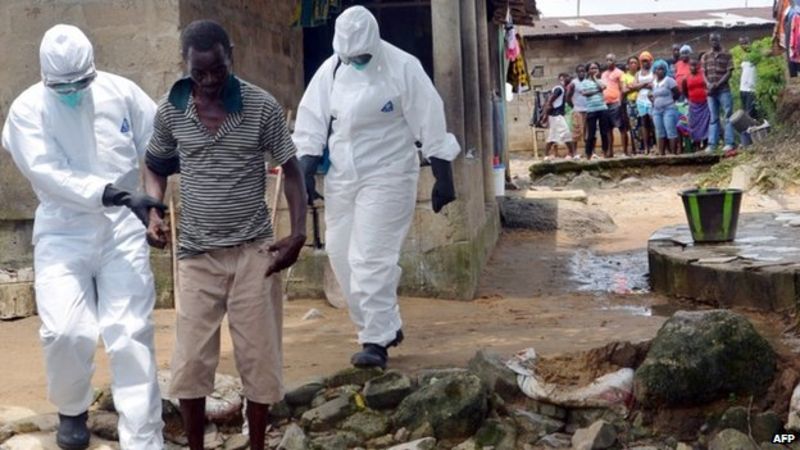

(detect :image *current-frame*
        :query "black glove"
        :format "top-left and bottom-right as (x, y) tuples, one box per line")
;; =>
(430, 157), (456, 213)
(102, 184), (167, 227)
(300, 155), (324, 206)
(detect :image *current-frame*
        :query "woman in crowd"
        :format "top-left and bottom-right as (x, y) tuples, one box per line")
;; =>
(650, 59), (681, 155)
(682, 56), (710, 150)
(634, 52), (656, 154)
(578, 62), (610, 159)
(622, 56), (642, 154)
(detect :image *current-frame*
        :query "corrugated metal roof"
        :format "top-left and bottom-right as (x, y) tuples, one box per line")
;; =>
(520, 7), (773, 38)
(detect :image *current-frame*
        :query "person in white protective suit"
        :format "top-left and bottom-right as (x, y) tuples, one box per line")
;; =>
(1, 25), (165, 450)
(293, 6), (461, 369)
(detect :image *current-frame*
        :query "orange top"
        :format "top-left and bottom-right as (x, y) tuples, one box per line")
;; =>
(601, 67), (624, 104)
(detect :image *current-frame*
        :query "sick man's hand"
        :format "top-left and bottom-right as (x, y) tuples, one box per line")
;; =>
(266, 234), (306, 277)
(146, 209), (170, 249)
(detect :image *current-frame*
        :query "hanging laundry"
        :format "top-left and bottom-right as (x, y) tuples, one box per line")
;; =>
(292, 0), (341, 28)
(506, 33), (531, 93)
(505, 24), (520, 60)
(774, 0), (792, 50)
(791, 8), (800, 62)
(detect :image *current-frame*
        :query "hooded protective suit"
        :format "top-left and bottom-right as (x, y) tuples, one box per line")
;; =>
(1, 25), (163, 449)
(293, 7), (460, 348)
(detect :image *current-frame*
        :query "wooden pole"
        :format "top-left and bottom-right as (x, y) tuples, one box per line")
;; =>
(169, 186), (179, 312)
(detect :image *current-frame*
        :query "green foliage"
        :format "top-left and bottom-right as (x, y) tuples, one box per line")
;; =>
(730, 37), (787, 121)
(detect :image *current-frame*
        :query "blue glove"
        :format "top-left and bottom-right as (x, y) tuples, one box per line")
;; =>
(300, 155), (324, 205)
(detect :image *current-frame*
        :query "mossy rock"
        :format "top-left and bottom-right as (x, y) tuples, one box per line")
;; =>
(634, 310), (776, 407)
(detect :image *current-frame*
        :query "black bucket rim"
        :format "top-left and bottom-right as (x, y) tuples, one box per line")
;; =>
(679, 188), (743, 198)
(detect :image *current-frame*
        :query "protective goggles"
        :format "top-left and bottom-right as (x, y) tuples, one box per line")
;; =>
(46, 74), (96, 94)
(341, 54), (373, 66)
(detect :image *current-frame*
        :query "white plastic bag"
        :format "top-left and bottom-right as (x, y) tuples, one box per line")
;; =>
(788, 382), (800, 431)
(506, 347), (634, 409)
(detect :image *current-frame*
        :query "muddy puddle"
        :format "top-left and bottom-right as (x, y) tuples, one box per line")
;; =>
(567, 248), (650, 295)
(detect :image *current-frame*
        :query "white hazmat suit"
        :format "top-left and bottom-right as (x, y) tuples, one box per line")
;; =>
(1, 25), (163, 449)
(293, 7), (460, 351)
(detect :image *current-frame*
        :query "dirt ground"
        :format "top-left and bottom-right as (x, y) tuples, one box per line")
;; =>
(2, 159), (799, 413)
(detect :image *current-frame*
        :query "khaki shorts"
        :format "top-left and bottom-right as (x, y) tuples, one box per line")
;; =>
(170, 240), (283, 404)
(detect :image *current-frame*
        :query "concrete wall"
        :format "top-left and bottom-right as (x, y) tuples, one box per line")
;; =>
(179, 0), (304, 112)
(508, 26), (773, 152)
(0, 0), (183, 315)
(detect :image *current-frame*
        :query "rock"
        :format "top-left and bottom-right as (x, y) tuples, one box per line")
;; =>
(269, 400), (292, 422)
(751, 411), (782, 444)
(0, 281), (36, 319)
(393, 427), (410, 442)
(634, 310), (777, 407)
(88, 411), (119, 442)
(0, 431), (118, 449)
(499, 197), (616, 237)
(6, 413), (58, 435)
(467, 349), (521, 401)
(618, 177), (644, 189)
(519, 399), (568, 420)
(386, 437), (437, 450)
(277, 423), (308, 450)
(363, 371), (413, 410)
(416, 368), (468, 386)
(708, 428), (758, 450)
(393, 373), (488, 440)
(408, 421), (434, 440)
(567, 172), (603, 190)
(300, 395), (357, 431)
(93, 385), (116, 412)
(340, 410), (389, 440)
(367, 434), (395, 448)
(729, 164), (756, 190)
(223, 434), (249, 450)
(451, 438), (479, 450)
(325, 367), (384, 388)
(719, 406), (748, 432)
(535, 432), (573, 448)
(204, 423), (224, 449)
(760, 444), (789, 450)
(531, 173), (568, 188)
(308, 431), (360, 450)
(566, 408), (623, 431)
(571, 420), (617, 450)
(0, 407), (36, 426)
(474, 418), (517, 450)
(302, 308), (323, 321)
(675, 443), (693, 450)
(284, 381), (325, 407)
(512, 408), (565, 440)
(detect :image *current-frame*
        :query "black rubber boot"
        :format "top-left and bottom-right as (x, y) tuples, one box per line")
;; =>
(387, 329), (404, 348)
(56, 411), (90, 450)
(351, 344), (388, 369)
(351, 329), (404, 369)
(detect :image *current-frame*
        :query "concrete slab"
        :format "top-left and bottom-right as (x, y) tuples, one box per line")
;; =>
(648, 212), (800, 312)
(530, 153), (721, 179)
(520, 189), (588, 203)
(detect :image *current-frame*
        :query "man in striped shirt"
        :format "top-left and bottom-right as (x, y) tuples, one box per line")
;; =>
(142, 20), (306, 450)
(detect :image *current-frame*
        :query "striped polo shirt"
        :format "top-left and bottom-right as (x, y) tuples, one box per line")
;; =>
(146, 75), (295, 258)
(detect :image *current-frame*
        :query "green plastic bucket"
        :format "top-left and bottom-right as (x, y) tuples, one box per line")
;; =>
(680, 188), (743, 243)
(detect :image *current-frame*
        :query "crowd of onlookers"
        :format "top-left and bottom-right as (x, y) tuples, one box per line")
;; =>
(535, 32), (760, 161)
